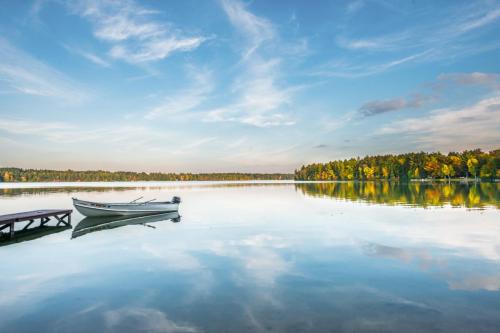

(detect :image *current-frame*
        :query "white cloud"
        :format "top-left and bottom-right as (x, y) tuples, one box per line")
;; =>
(0, 39), (88, 103)
(328, 4), (500, 77)
(219, 0), (274, 59)
(221, 144), (300, 169)
(339, 5), (500, 52)
(346, 0), (365, 14)
(109, 37), (205, 63)
(63, 44), (111, 67)
(314, 50), (431, 78)
(205, 1), (297, 127)
(183, 137), (216, 150)
(0, 119), (71, 137)
(204, 61), (296, 127)
(80, 51), (111, 67)
(145, 67), (213, 119)
(336, 32), (411, 51)
(378, 95), (500, 151)
(455, 8), (500, 34)
(72, 0), (206, 63)
(0, 118), (173, 149)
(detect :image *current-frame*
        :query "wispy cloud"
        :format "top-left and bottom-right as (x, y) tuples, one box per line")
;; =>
(336, 32), (411, 51)
(204, 0), (296, 127)
(314, 50), (432, 78)
(346, 0), (365, 14)
(378, 95), (500, 151)
(453, 8), (500, 34)
(80, 51), (111, 67)
(0, 38), (88, 103)
(63, 44), (111, 67)
(145, 66), (213, 119)
(437, 72), (500, 88)
(339, 5), (500, 52)
(0, 119), (71, 136)
(359, 94), (432, 117)
(204, 58), (296, 127)
(319, 111), (357, 132)
(219, 0), (274, 59)
(221, 143), (300, 170)
(326, 4), (500, 77)
(182, 137), (217, 150)
(0, 118), (171, 148)
(71, 0), (207, 64)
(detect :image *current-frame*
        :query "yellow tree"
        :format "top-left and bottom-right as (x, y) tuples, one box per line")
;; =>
(363, 165), (375, 180)
(467, 158), (479, 182)
(441, 164), (454, 183)
(424, 158), (440, 178)
(2, 171), (12, 182)
(413, 167), (420, 179)
(381, 166), (390, 179)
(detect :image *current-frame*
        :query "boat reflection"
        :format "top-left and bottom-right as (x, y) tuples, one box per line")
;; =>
(72, 212), (181, 239)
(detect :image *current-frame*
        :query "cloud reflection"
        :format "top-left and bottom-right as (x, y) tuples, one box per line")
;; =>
(105, 307), (199, 333)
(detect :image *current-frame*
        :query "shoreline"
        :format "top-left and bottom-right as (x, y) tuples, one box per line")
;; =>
(1, 179), (497, 189)
(0, 180), (297, 189)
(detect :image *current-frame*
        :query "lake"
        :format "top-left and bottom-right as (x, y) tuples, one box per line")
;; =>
(0, 181), (499, 333)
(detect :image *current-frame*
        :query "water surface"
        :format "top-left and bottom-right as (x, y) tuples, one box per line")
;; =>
(0, 181), (499, 332)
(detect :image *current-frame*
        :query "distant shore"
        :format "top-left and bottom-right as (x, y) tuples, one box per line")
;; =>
(0, 167), (293, 183)
(0, 180), (299, 189)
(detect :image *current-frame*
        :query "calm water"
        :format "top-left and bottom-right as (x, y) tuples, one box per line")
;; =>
(0, 181), (499, 333)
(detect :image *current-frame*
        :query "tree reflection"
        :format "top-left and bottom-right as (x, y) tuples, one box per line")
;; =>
(296, 182), (499, 208)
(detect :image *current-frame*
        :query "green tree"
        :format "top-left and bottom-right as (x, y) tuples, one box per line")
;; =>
(479, 158), (495, 180)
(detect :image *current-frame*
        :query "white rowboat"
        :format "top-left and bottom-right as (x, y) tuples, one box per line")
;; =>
(72, 197), (181, 217)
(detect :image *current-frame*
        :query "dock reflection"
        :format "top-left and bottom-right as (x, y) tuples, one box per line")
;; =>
(0, 225), (71, 247)
(72, 212), (181, 239)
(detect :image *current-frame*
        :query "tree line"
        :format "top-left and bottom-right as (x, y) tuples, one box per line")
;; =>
(0, 168), (293, 182)
(295, 149), (499, 181)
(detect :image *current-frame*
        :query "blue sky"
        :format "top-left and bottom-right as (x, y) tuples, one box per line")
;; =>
(0, 0), (499, 172)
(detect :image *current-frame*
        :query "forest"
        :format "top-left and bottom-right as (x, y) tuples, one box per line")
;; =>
(295, 149), (499, 181)
(0, 168), (293, 182)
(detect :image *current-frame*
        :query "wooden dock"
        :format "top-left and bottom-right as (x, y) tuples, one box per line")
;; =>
(0, 209), (72, 239)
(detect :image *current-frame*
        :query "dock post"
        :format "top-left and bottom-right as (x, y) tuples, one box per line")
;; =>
(9, 223), (14, 239)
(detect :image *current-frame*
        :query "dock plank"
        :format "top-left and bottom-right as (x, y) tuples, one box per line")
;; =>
(0, 210), (72, 225)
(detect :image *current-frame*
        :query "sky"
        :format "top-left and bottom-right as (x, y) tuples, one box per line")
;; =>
(0, 0), (499, 173)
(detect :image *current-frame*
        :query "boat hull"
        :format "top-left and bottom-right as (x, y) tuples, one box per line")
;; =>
(73, 198), (179, 217)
